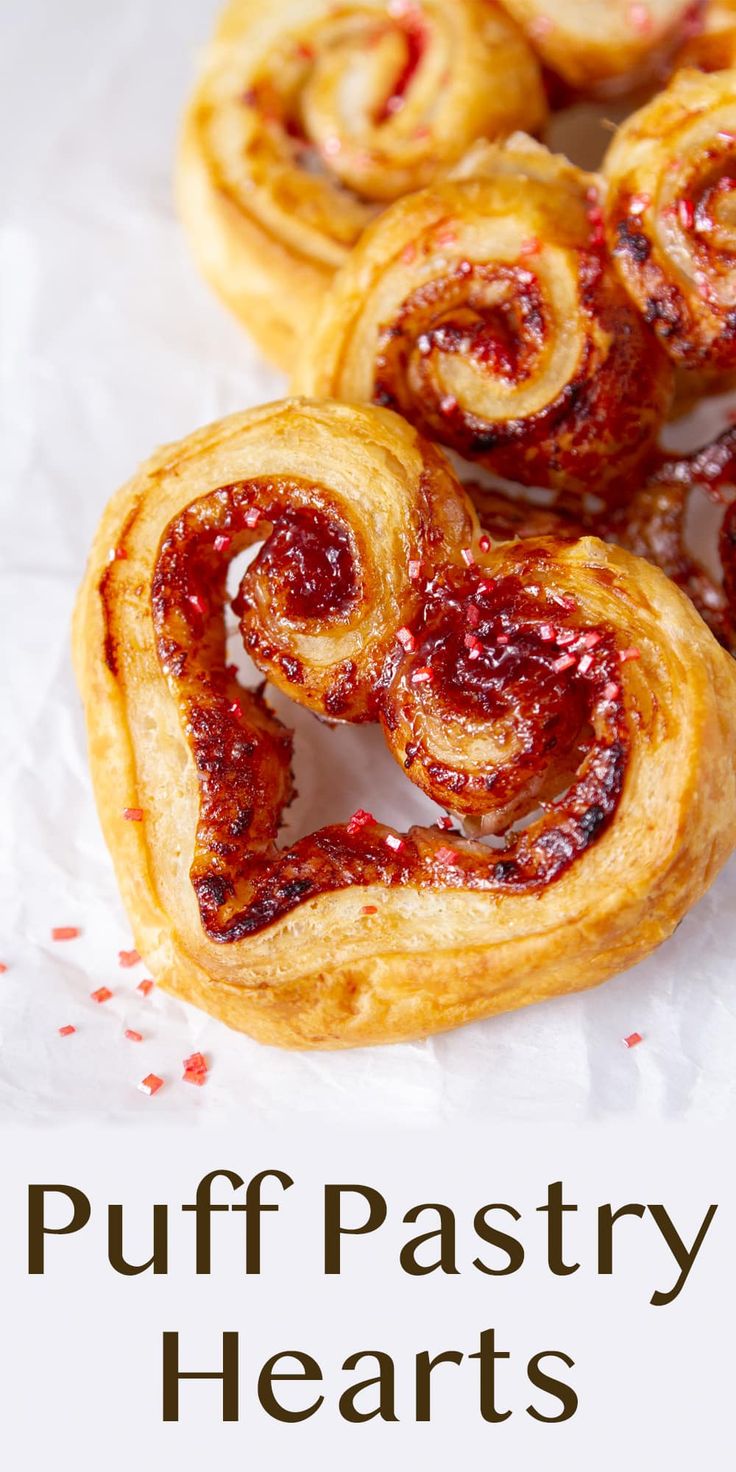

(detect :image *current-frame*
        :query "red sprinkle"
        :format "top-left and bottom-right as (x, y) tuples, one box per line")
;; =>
(138, 1073), (164, 1096)
(440, 395), (458, 416)
(466, 602), (481, 628)
(124, 1029), (143, 1043)
(552, 654), (576, 673)
(347, 809), (375, 835)
(461, 547), (475, 567)
(624, 1032), (643, 1048)
(187, 593), (207, 618)
(578, 653), (594, 675)
(408, 558), (423, 581)
(0, 962), (7, 974)
(436, 816), (454, 831)
(538, 623), (556, 642)
(478, 534), (491, 553)
(52, 926), (80, 941)
(628, 4), (652, 32)
(229, 700), (243, 717)
(411, 666), (433, 684)
(361, 904), (378, 915)
(213, 533), (232, 553)
(464, 633), (483, 660)
(396, 626), (416, 652)
(184, 1069), (207, 1087)
(58, 1025), (76, 1037)
(435, 847), (459, 866)
(118, 949), (140, 968)
(183, 1051), (208, 1076)
(678, 197), (695, 230)
(137, 979), (154, 997)
(123, 807), (144, 822)
(619, 647), (641, 664)
(91, 987), (112, 1004)
(602, 682), (621, 701)
(385, 833), (404, 853)
(245, 506), (261, 528)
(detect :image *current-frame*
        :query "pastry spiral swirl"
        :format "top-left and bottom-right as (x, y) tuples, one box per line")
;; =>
(297, 137), (674, 505)
(604, 68), (736, 371)
(176, 0), (546, 368)
(499, 0), (702, 92)
(73, 400), (736, 1048)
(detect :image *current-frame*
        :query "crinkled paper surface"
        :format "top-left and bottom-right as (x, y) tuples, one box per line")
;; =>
(1, 0), (735, 1124)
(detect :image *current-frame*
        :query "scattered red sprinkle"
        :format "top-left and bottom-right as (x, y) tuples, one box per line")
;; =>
(578, 631), (602, 649)
(440, 395), (458, 416)
(408, 558), (422, 581)
(187, 593), (207, 618)
(58, 1025), (76, 1037)
(137, 979), (154, 997)
(629, 193), (650, 216)
(118, 949), (140, 968)
(496, 633), (510, 645)
(435, 847), (459, 866)
(138, 1073), (164, 1096)
(578, 653), (594, 675)
(628, 3), (652, 33)
(519, 236), (541, 258)
(361, 904), (378, 915)
(678, 196), (695, 230)
(52, 926), (80, 941)
(411, 666), (433, 684)
(602, 681), (620, 701)
(464, 633), (483, 660)
(124, 1029), (143, 1043)
(556, 628), (577, 646)
(229, 700), (243, 717)
(347, 808), (375, 835)
(385, 833), (404, 853)
(123, 807), (144, 822)
(183, 1051), (208, 1079)
(436, 816), (454, 831)
(478, 534), (491, 553)
(91, 987), (112, 1004)
(396, 626), (416, 652)
(0, 962), (7, 974)
(466, 602), (481, 628)
(108, 546), (127, 562)
(461, 547), (475, 567)
(245, 506), (261, 528)
(552, 653), (576, 673)
(538, 623), (556, 641)
(619, 647), (641, 664)
(623, 1032), (643, 1048)
(213, 533), (232, 553)
(184, 1068), (208, 1087)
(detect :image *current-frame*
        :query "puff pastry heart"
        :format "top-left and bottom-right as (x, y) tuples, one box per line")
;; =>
(176, 0), (546, 369)
(73, 400), (736, 1049)
(296, 136), (674, 506)
(604, 67), (736, 372)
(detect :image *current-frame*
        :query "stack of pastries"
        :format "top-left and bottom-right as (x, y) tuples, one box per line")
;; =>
(74, 0), (736, 1049)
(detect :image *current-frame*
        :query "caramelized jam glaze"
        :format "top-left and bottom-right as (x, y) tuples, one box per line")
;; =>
(144, 482), (629, 941)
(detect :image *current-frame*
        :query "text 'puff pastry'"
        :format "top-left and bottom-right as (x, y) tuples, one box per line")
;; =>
(73, 400), (736, 1049)
(176, 0), (546, 369)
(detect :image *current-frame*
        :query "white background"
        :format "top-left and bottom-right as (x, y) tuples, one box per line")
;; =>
(1, 0), (735, 1127)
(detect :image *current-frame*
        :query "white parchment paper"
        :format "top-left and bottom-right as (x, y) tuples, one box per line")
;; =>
(1, 0), (735, 1123)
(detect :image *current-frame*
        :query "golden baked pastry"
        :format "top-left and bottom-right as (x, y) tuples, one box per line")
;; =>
(467, 421), (736, 651)
(296, 136), (674, 507)
(73, 399), (736, 1049)
(603, 68), (736, 372)
(499, 0), (699, 92)
(675, 0), (736, 70)
(176, 0), (546, 370)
